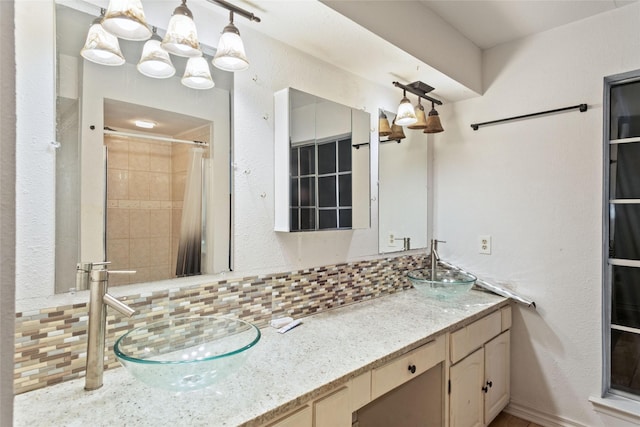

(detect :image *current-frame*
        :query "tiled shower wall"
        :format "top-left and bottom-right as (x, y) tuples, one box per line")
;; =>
(14, 254), (425, 394)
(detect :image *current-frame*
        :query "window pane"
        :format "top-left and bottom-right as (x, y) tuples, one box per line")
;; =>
(610, 204), (640, 260)
(290, 179), (299, 207)
(339, 209), (352, 228)
(338, 138), (352, 172)
(318, 141), (336, 174)
(319, 209), (337, 229)
(290, 148), (299, 176)
(290, 208), (299, 231)
(300, 145), (315, 175)
(610, 143), (640, 199)
(611, 329), (640, 395)
(612, 265), (640, 329)
(300, 208), (315, 230)
(299, 177), (315, 207)
(611, 80), (640, 139)
(318, 176), (336, 207)
(339, 174), (352, 206)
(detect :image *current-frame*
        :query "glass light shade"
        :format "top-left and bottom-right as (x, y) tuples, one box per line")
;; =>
(212, 23), (249, 72)
(407, 102), (427, 129)
(424, 106), (444, 133)
(379, 112), (392, 136)
(389, 119), (406, 140)
(395, 96), (418, 126)
(80, 19), (126, 66)
(182, 57), (215, 90)
(102, 0), (151, 41)
(162, 6), (202, 58)
(137, 39), (176, 79)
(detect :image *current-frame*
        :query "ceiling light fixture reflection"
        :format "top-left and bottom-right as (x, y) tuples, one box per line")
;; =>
(378, 111), (392, 136)
(102, 0), (152, 41)
(80, 9), (126, 66)
(212, 11), (249, 72)
(134, 120), (157, 129)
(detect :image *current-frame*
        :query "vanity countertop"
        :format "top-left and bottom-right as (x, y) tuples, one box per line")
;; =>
(14, 289), (508, 427)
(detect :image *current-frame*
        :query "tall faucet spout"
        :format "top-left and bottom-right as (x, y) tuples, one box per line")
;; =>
(430, 239), (446, 280)
(83, 263), (136, 391)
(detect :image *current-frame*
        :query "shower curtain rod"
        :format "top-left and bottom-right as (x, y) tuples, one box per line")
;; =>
(103, 128), (209, 147)
(470, 103), (588, 131)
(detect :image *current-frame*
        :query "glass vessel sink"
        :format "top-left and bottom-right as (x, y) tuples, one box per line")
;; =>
(407, 268), (477, 299)
(114, 316), (260, 391)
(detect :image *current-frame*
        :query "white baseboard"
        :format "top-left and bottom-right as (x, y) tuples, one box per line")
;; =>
(505, 400), (586, 427)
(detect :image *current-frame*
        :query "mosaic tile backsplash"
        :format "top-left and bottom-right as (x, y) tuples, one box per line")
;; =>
(14, 254), (425, 394)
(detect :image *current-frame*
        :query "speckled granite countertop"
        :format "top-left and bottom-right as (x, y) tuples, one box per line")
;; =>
(14, 289), (508, 427)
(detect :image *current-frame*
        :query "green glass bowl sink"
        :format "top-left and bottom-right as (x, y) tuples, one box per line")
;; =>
(114, 316), (260, 391)
(407, 268), (477, 299)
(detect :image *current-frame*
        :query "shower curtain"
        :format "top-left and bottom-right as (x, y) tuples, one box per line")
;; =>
(176, 147), (204, 277)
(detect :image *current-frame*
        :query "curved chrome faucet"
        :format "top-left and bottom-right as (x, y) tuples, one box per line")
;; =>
(76, 262), (136, 390)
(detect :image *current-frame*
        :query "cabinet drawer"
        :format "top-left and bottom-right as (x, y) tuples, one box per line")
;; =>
(450, 310), (501, 364)
(371, 335), (445, 400)
(501, 305), (512, 331)
(314, 387), (350, 427)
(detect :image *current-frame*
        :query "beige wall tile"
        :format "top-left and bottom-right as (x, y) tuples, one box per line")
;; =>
(106, 238), (130, 271)
(105, 139), (128, 170)
(149, 144), (171, 172)
(129, 171), (150, 200)
(107, 169), (128, 200)
(149, 172), (170, 201)
(106, 208), (130, 239)
(130, 238), (151, 267)
(172, 172), (186, 201)
(130, 209), (150, 238)
(149, 237), (171, 267)
(129, 141), (150, 171)
(149, 210), (170, 238)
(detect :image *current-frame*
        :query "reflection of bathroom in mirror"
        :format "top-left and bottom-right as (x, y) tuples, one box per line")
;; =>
(274, 88), (371, 232)
(54, 3), (232, 293)
(378, 110), (430, 254)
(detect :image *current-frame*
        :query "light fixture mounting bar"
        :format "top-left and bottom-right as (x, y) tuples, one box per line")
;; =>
(204, 0), (261, 22)
(393, 81), (443, 106)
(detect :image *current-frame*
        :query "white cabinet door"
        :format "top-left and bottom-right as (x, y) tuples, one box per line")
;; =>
(449, 348), (484, 427)
(314, 387), (351, 427)
(484, 331), (510, 425)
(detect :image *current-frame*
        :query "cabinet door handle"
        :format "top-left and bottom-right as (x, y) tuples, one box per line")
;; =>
(482, 385), (489, 393)
(408, 364), (416, 374)
(486, 380), (493, 388)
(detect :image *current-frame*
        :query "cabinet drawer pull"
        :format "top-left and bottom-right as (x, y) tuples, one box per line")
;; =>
(486, 380), (493, 388)
(482, 385), (489, 393)
(408, 364), (416, 374)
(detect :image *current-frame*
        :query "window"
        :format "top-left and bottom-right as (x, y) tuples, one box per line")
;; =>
(290, 136), (352, 231)
(604, 71), (640, 399)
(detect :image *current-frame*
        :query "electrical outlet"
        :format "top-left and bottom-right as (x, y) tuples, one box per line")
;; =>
(389, 233), (396, 246)
(478, 235), (491, 254)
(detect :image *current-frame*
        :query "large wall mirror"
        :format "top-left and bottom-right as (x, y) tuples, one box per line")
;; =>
(378, 110), (430, 253)
(54, 2), (232, 293)
(274, 88), (371, 232)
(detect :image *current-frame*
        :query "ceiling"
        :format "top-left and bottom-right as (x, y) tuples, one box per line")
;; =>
(417, 0), (636, 50)
(244, 0), (637, 101)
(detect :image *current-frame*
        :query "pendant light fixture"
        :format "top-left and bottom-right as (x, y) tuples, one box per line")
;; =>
(137, 27), (176, 79)
(388, 118), (406, 141)
(212, 11), (249, 72)
(424, 103), (444, 133)
(395, 90), (418, 126)
(162, 0), (202, 58)
(379, 111), (392, 136)
(182, 57), (215, 89)
(102, 0), (152, 41)
(408, 98), (427, 129)
(80, 9), (126, 66)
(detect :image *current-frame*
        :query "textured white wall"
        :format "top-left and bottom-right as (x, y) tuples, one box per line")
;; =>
(434, 3), (640, 425)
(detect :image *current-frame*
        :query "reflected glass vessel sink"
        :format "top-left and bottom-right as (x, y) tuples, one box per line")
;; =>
(408, 268), (477, 299)
(114, 316), (260, 391)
